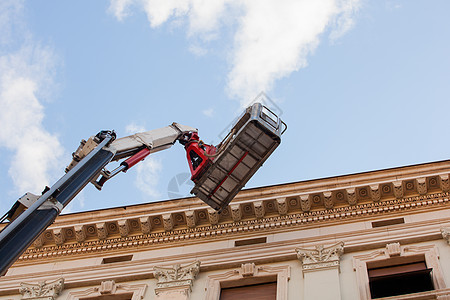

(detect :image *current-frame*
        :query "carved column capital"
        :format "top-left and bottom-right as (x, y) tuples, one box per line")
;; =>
(20, 278), (64, 300)
(154, 261), (200, 298)
(296, 242), (344, 272)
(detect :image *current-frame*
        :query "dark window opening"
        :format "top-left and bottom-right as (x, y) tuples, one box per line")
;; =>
(368, 261), (434, 298)
(102, 255), (133, 264)
(220, 282), (276, 300)
(372, 218), (405, 228)
(235, 237), (267, 247)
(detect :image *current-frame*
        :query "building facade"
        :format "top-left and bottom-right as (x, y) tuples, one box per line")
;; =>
(0, 160), (450, 299)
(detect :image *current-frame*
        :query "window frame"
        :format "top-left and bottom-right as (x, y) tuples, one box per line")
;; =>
(352, 243), (445, 300)
(205, 264), (290, 300)
(66, 281), (147, 300)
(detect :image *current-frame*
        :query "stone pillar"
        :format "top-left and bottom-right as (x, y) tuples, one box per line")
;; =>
(154, 261), (200, 300)
(296, 242), (344, 300)
(19, 278), (64, 300)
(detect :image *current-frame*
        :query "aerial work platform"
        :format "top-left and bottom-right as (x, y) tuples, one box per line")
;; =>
(191, 103), (286, 211)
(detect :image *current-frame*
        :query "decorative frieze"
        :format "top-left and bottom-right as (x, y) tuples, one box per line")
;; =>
(154, 261), (200, 297)
(253, 201), (265, 218)
(20, 278), (64, 300)
(66, 281), (147, 300)
(296, 241), (344, 272)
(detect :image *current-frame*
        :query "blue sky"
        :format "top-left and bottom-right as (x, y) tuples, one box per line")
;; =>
(0, 0), (449, 214)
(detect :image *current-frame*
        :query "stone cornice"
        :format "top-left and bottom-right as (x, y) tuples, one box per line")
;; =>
(17, 191), (450, 263)
(1, 161), (449, 264)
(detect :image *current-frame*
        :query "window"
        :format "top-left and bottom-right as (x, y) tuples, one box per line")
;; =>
(368, 261), (433, 298)
(206, 264), (290, 300)
(220, 282), (277, 300)
(352, 243), (446, 300)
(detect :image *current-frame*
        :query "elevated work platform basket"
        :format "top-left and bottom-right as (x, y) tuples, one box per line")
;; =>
(192, 103), (286, 212)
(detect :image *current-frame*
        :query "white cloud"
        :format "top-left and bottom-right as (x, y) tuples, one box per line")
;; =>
(134, 157), (162, 198)
(125, 122), (147, 134)
(0, 1), (64, 195)
(108, 0), (360, 107)
(124, 122), (162, 198)
(189, 44), (208, 56)
(202, 108), (214, 117)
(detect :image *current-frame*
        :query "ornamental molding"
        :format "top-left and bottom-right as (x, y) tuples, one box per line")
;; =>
(206, 263), (290, 300)
(296, 241), (344, 272)
(153, 260), (200, 294)
(20, 278), (64, 300)
(206, 263), (291, 300)
(66, 280), (147, 300)
(18, 192), (450, 262)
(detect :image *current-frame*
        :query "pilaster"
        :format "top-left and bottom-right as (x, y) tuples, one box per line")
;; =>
(296, 242), (344, 300)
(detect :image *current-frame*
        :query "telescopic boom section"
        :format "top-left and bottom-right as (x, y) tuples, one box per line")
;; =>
(0, 104), (285, 276)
